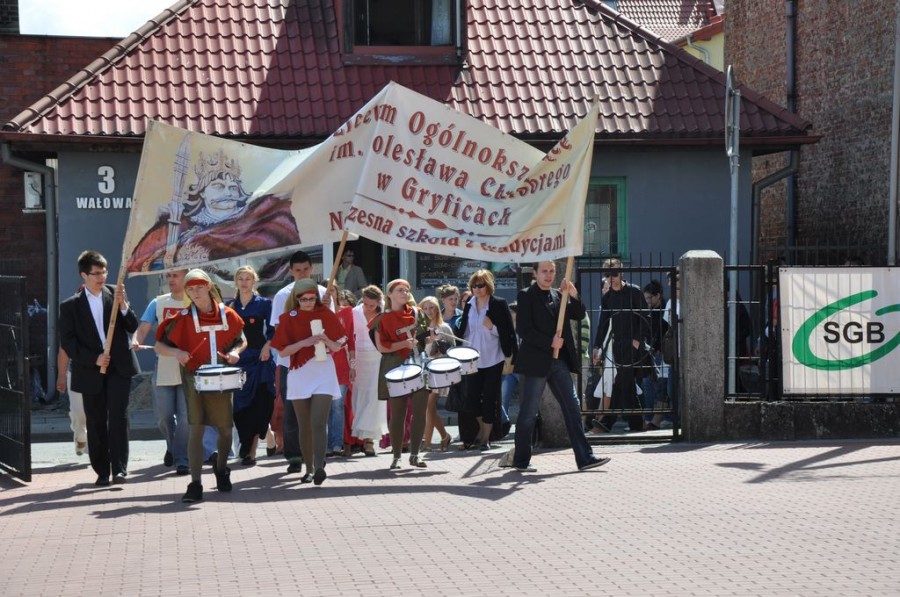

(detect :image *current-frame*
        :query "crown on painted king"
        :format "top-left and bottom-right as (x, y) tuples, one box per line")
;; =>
(194, 149), (241, 180)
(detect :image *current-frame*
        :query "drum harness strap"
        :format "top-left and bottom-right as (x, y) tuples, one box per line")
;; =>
(191, 303), (229, 366)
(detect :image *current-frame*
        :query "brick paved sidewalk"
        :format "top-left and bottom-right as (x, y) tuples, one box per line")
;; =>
(3, 439), (900, 596)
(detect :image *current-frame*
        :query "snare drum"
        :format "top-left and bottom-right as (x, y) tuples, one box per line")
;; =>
(194, 365), (246, 393)
(447, 346), (480, 375)
(425, 357), (462, 389)
(384, 364), (424, 398)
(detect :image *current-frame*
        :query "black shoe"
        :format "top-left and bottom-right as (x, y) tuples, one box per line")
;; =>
(206, 452), (218, 466)
(590, 419), (610, 433)
(182, 481), (203, 503)
(313, 468), (327, 486)
(286, 461), (303, 474)
(95, 475), (111, 487)
(163, 450), (173, 467)
(578, 456), (611, 471)
(213, 462), (232, 492)
(175, 465), (190, 476)
(266, 446), (277, 457)
(112, 473), (127, 485)
(241, 455), (256, 466)
(299, 472), (314, 484)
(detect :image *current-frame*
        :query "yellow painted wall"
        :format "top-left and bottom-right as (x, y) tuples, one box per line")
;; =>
(682, 32), (724, 71)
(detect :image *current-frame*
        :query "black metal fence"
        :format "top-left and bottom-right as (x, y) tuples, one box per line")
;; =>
(0, 276), (32, 482)
(759, 240), (887, 268)
(575, 264), (680, 442)
(725, 259), (900, 401)
(724, 264), (770, 401)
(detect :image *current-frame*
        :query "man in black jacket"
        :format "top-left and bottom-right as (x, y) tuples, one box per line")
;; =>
(59, 250), (139, 486)
(592, 258), (650, 433)
(512, 260), (610, 473)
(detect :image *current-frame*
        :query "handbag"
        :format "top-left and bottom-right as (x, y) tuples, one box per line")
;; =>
(443, 379), (466, 412)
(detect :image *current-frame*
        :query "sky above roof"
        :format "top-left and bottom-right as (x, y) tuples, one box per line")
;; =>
(19, 0), (174, 37)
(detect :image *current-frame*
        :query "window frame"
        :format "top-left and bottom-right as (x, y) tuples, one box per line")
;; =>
(580, 176), (629, 262)
(340, 0), (462, 66)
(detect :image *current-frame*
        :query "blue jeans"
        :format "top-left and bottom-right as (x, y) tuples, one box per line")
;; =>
(327, 385), (347, 451)
(501, 373), (519, 425)
(514, 359), (595, 469)
(153, 377), (189, 468)
(202, 426), (220, 459)
(641, 354), (667, 419)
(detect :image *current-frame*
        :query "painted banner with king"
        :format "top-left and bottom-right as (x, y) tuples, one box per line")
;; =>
(123, 82), (598, 276)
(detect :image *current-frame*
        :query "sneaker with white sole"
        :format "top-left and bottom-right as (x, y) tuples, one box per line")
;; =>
(578, 456), (611, 471)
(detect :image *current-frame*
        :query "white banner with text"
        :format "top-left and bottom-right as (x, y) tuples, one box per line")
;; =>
(125, 82), (598, 276)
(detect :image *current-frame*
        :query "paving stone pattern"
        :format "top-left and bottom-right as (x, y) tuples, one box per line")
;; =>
(2, 438), (900, 596)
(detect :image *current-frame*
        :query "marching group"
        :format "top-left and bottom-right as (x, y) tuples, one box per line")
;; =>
(58, 250), (612, 504)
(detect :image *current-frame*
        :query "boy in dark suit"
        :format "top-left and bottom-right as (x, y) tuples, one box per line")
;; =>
(512, 260), (609, 473)
(59, 250), (139, 486)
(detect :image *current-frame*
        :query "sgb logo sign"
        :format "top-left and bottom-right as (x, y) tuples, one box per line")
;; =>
(792, 290), (900, 370)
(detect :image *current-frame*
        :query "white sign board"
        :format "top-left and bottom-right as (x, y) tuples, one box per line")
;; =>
(780, 267), (900, 394)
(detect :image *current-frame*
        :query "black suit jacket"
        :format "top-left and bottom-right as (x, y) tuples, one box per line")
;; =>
(59, 284), (139, 394)
(456, 295), (517, 360)
(514, 283), (586, 377)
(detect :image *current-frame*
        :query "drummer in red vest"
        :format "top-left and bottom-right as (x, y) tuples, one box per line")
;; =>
(155, 269), (246, 503)
(270, 278), (348, 486)
(372, 279), (430, 471)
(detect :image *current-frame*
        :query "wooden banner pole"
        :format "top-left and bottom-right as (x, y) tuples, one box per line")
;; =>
(325, 230), (350, 305)
(552, 255), (575, 359)
(99, 266), (126, 374)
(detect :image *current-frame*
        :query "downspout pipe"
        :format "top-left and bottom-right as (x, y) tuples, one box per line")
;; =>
(888, 4), (900, 266)
(786, 0), (798, 252)
(1, 143), (58, 398)
(684, 33), (711, 64)
(455, 0), (463, 61)
(752, 150), (799, 265)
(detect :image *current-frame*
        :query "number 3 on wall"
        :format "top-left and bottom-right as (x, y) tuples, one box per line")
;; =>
(98, 165), (115, 194)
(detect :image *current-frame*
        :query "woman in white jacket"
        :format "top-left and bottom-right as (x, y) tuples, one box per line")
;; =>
(350, 285), (386, 456)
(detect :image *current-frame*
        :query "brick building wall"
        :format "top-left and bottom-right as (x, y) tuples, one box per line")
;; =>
(0, 34), (116, 300)
(727, 0), (896, 264)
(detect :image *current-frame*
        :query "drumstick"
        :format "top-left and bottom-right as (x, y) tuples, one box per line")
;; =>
(446, 334), (474, 345)
(188, 337), (208, 358)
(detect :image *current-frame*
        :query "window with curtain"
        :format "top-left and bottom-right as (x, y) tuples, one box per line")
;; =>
(351, 0), (455, 46)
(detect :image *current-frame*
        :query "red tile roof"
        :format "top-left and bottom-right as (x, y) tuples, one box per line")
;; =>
(3, 0), (812, 148)
(613, 0), (716, 41)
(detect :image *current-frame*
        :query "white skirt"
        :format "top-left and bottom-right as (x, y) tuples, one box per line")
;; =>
(286, 359), (341, 401)
(351, 350), (387, 439)
(593, 353), (617, 399)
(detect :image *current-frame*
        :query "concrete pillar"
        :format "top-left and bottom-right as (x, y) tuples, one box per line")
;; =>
(680, 250), (725, 441)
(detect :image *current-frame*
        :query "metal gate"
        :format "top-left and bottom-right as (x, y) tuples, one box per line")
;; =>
(0, 276), (31, 481)
(723, 262), (787, 402)
(577, 264), (680, 443)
